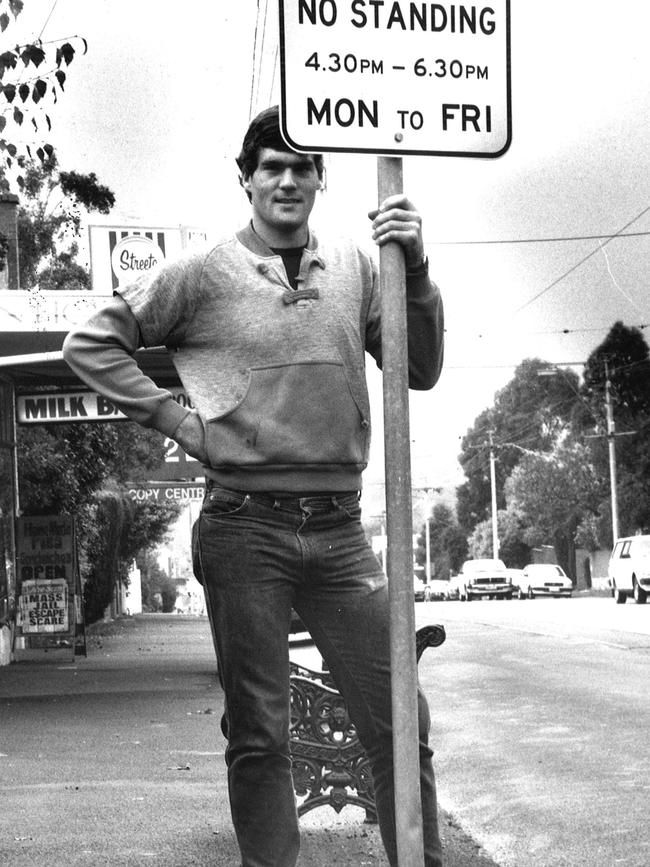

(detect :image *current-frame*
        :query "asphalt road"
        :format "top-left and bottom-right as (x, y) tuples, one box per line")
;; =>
(3, 597), (647, 866)
(413, 595), (650, 867)
(1, 614), (499, 867)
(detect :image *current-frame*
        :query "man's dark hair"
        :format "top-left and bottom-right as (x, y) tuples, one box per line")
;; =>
(236, 105), (324, 181)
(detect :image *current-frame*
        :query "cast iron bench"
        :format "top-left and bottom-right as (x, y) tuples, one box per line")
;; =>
(289, 623), (446, 819)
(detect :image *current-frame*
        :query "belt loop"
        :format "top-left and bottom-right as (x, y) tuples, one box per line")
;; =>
(298, 498), (313, 517)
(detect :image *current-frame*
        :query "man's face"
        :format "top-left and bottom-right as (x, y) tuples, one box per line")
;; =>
(243, 147), (321, 244)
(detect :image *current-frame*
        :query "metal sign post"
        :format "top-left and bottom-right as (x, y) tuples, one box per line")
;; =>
(378, 154), (424, 865)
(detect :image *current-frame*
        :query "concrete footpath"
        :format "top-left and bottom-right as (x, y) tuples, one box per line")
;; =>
(0, 614), (500, 867)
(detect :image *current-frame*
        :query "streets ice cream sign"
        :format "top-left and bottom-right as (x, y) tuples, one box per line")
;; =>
(89, 225), (186, 294)
(111, 234), (164, 285)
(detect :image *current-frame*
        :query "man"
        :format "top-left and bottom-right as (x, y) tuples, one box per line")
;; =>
(63, 106), (445, 867)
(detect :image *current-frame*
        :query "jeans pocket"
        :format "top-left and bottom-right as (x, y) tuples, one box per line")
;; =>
(339, 495), (362, 521)
(203, 486), (250, 517)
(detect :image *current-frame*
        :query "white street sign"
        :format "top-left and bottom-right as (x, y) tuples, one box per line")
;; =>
(279, 0), (511, 156)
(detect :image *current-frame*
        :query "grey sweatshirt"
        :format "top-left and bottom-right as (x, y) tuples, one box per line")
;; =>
(62, 223), (444, 492)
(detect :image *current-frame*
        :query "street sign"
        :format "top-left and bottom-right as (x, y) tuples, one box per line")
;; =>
(278, 0), (511, 156)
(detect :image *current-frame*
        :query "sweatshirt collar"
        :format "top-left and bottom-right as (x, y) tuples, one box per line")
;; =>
(236, 221), (319, 257)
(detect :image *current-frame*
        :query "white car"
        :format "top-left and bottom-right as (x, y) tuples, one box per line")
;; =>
(506, 568), (525, 593)
(517, 564), (573, 599)
(608, 535), (650, 604)
(454, 559), (513, 601)
(423, 579), (450, 601)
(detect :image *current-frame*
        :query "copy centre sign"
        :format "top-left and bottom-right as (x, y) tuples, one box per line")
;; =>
(279, 0), (511, 156)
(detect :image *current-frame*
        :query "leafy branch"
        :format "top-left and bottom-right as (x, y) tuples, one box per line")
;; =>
(0, 0), (87, 189)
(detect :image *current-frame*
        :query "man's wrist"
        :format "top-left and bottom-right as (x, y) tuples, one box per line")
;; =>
(405, 255), (429, 277)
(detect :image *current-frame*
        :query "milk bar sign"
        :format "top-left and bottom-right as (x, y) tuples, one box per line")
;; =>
(17, 388), (193, 424)
(279, 0), (511, 156)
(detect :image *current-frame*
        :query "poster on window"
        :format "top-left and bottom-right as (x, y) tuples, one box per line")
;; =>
(19, 579), (68, 632)
(14, 516), (80, 660)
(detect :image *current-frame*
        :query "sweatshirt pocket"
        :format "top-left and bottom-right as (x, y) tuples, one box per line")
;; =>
(203, 361), (369, 468)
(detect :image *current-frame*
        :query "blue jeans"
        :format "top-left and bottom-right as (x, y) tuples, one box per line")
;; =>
(192, 483), (443, 867)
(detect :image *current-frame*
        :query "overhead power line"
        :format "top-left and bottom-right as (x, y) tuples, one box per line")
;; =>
(249, 0), (271, 120)
(38, 0), (61, 39)
(527, 323), (649, 336)
(248, 4), (261, 120)
(254, 0), (270, 116)
(430, 230), (650, 246)
(445, 361), (585, 370)
(514, 205), (650, 314)
(466, 322), (650, 339)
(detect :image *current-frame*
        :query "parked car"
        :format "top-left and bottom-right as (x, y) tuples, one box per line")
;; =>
(445, 574), (462, 600)
(424, 579), (450, 601)
(413, 575), (426, 602)
(608, 535), (650, 604)
(516, 563), (573, 599)
(506, 568), (525, 594)
(453, 559), (513, 601)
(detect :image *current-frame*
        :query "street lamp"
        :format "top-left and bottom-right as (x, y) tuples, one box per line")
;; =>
(412, 486), (442, 582)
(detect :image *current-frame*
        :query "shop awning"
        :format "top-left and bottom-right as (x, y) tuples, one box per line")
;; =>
(0, 332), (180, 389)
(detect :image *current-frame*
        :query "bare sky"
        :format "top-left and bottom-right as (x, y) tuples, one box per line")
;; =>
(6, 1), (650, 507)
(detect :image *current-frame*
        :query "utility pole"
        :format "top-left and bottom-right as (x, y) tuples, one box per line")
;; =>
(489, 431), (499, 558)
(605, 362), (620, 543)
(586, 361), (635, 545)
(540, 362), (629, 547)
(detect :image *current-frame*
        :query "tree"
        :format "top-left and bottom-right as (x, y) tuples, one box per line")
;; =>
(16, 422), (180, 624)
(0, 0), (87, 190)
(17, 423), (118, 515)
(0, 2), (99, 281)
(456, 407), (495, 534)
(138, 549), (178, 613)
(82, 490), (179, 623)
(16, 422), (170, 514)
(457, 326), (650, 561)
(579, 322), (650, 539)
(467, 512), (498, 560)
(467, 506), (531, 567)
(16, 154), (114, 288)
(581, 322), (650, 427)
(504, 442), (602, 579)
(414, 503), (468, 580)
(457, 358), (581, 535)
